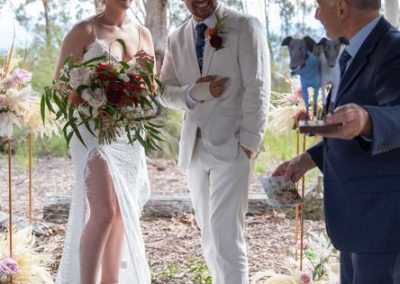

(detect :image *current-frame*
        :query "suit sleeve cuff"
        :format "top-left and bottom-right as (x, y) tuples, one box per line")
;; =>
(185, 84), (197, 109)
(306, 141), (324, 172)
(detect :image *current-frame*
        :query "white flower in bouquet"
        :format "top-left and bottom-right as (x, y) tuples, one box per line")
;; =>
(69, 66), (91, 89)
(81, 88), (107, 109)
(77, 104), (91, 117)
(127, 58), (137, 73)
(118, 73), (130, 82)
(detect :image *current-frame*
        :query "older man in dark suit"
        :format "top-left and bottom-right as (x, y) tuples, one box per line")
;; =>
(273, 0), (400, 283)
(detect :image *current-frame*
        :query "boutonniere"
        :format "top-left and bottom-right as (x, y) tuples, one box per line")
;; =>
(205, 13), (229, 50)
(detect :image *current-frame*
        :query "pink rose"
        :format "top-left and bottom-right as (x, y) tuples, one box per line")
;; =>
(300, 271), (312, 284)
(11, 68), (32, 85)
(0, 257), (19, 276)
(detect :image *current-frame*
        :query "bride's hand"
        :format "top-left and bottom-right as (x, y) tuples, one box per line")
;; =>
(134, 50), (155, 71)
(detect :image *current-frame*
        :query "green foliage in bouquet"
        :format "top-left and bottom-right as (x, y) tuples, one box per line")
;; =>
(41, 39), (164, 152)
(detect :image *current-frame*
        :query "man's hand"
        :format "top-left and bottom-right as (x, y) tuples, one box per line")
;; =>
(322, 103), (372, 139)
(195, 75), (229, 99)
(271, 152), (316, 183)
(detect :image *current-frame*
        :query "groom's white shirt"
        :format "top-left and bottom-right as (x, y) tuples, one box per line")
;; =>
(160, 3), (270, 168)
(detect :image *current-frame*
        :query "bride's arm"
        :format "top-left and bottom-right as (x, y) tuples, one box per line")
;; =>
(54, 21), (93, 80)
(135, 25), (156, 73)
(135, 26), (159, 116)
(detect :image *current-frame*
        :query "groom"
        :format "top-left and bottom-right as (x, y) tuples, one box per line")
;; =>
(160, 0), (270, 283)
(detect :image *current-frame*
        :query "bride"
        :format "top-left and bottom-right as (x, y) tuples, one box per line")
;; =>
(54, 0), (155, 283)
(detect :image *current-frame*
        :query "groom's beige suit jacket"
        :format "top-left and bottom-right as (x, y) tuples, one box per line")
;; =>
(160, 4), (270, 168)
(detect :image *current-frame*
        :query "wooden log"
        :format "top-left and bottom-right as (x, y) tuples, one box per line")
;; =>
(43, 192), (323, 223)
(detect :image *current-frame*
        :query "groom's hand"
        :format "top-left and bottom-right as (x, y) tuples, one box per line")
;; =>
(194, 76), (229, 100)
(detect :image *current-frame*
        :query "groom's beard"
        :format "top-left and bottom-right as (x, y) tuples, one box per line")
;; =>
(188, 0), (218, 21)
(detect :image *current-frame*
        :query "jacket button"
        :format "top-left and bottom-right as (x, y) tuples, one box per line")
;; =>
(324, 145), (329, 152)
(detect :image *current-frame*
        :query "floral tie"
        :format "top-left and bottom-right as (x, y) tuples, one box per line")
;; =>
(195, 23), (208, 74)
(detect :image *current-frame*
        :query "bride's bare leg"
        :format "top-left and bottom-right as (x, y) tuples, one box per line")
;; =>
(80, 154), (118, 284)
(100, 203), (125, 283)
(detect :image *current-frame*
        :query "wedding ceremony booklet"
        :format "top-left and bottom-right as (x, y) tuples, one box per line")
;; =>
(260, 175), (302, 208)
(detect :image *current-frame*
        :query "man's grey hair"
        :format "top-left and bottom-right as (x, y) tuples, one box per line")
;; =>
(349, 0), (381, 10)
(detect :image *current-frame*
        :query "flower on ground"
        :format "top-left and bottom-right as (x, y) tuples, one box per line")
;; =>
(0, 257), (19, 276)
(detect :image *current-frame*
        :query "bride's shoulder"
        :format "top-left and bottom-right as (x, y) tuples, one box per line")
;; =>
(137, 24), (152, 41)
(64, 18), (95, 44)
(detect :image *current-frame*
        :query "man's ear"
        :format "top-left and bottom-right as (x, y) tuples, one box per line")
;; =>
(338, 0), (351, 21)
(304, 36), (316, 52)
(281, 36), (292, 46)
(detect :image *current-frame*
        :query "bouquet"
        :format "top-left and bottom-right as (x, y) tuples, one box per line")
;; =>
(41, 39), (164, 151)
(0, 45), (58, 139)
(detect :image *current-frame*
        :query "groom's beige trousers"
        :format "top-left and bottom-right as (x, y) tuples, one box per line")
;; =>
(187, 137), (251, 284)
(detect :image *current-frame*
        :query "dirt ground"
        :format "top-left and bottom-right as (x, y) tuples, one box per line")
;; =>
(0, 156), (328, 283)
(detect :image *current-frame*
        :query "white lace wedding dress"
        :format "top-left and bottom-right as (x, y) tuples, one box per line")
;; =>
(56, 37), (151, 284)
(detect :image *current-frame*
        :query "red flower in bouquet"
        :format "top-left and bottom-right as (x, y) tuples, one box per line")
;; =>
(68, 91), (85, 106)
(96, 63), (115, 82)
(106, 79), (125, 105)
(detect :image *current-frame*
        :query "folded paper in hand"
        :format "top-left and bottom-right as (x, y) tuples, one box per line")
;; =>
(191, 82), (214, 101)
(260, 175), (302, 208)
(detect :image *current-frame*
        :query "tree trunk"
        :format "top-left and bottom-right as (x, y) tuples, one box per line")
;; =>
(263, 0), (273, 64)
(42, 0), (51, 47)
(94, 0), (103, 14)
(144, 0), (168, 74)
(385, 0), (399, 28)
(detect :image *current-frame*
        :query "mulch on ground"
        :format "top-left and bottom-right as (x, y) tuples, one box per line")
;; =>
(0, 156), (326, 283)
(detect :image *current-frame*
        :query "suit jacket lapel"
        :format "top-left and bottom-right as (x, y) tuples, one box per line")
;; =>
(202, 40), (214, 76)
(335, 18), (390, 107)
(184, 19), (201, 78)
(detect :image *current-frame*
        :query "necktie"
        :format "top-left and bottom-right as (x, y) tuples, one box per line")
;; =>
(195, 23), (208, 74)
(339, 49), (352, 77)
(327, 49), (352, 114)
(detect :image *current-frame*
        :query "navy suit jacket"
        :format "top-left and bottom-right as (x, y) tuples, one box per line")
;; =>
(308, 17), (400, 253)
